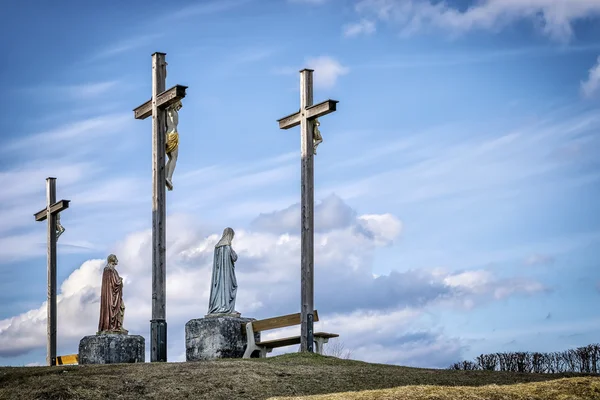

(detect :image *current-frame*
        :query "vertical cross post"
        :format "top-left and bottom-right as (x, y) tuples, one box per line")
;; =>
(277, 70), (339, 352)
(34, 178), (70, 366)
(300, 70), (315, 353)
(151, 52), (168, 362)
(133, 52), (187, 362)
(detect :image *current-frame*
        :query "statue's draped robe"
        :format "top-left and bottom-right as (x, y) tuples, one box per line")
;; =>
(98, 267), (125, 333)
(208, 245), (238, 314)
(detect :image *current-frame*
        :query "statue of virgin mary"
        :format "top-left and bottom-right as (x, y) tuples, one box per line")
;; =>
(207, 227), (239, 316)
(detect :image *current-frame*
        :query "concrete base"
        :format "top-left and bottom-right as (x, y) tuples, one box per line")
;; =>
(185, 316), (260, 361)
(79, 334), (145, 364)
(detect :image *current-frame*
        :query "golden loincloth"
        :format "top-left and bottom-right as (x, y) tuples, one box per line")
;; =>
(166, 131), (179, 154)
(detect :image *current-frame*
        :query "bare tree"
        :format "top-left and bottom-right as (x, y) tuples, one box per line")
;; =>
(476, 353), (497, 371)
(322, 339), (352, 360)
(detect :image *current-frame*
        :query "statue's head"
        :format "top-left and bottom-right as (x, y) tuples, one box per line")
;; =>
(215, 227), (235, 248)
(223, 227), (234, 239)
(107, 254), (118, 267)
(173, 100), (182, 111)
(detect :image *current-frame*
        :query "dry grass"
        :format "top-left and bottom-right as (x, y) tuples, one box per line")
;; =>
(271, 377), (600, 400)
(0, 353), (597, 400)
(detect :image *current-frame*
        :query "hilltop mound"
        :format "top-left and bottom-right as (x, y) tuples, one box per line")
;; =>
(0, 353), (597, 400)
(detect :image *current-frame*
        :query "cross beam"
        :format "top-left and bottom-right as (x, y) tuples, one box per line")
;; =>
(133, 84), (188, 120)
(133, 52), (187, 362)
(33, 177), (70, 366)
(277, 100), (339, 130)
(277, 69), (338, 352)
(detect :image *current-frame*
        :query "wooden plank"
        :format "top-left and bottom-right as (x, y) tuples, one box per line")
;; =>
(256, 331), (338, 349)
(133, 85), (188, 120)
(34, 200), (70, 222)
(277, 110), (300, 130)
(151, 52), (167, 363)
(56, 354), (78, 365)
(277, 99), (338, 130)
(250, 310), (320, 332)
(299, 69), (315, 353)
(313, 332), (339, 339)
(306, 100), (339, 121)
(258, 336), (301, 349)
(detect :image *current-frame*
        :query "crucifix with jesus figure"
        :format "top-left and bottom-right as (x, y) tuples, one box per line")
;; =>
(277, 69), (339, 352)
(133, 52), (187, 362)
(34, 177), (70, 366)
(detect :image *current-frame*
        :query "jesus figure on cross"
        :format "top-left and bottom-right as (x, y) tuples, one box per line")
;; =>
(165, 100), (182, 191)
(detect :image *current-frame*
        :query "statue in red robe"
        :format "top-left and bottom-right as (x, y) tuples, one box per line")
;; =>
(97, 254), (128, 334)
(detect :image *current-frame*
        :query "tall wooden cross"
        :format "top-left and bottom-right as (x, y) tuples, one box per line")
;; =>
(33, 177), (70, 366)
(133, 52), (187, 362)
(277, 69), (339, 352)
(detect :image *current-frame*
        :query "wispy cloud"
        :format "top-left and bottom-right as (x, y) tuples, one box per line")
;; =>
(321, 106), (600, 210)
(165, 0), (254, 20)
(524, 254), (555, 266)
(64, 81), (120, 99)
(90, 33), (163, 60)
(350, 0), (600, 42)
(288, 0), (330, 4)
(5, 113), (133, 152)
(344, 19), (376, 37)
(581, 55), (600, 98)
(353, 44), (600, 70)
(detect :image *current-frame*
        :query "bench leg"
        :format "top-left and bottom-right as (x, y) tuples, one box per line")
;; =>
(314, 337), (329, 355)
(260, 347), (268, 358)
(243, 343), (259, 359)
(243, 322), (259, 359)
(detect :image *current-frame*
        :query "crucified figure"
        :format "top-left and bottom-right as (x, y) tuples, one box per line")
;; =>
(313, 118), (323, 155)
(56, 213), (65, 241)
(165, 100), (182, 191)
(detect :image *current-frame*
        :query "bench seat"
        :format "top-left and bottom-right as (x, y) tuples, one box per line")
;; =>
(242, 310), (339, 358)
(258, 332), (339, 354)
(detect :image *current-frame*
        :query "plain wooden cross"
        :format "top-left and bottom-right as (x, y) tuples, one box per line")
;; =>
(33, 177), (70, 366)
(277, 69), (339, 352)
(133, 52), (187, 362)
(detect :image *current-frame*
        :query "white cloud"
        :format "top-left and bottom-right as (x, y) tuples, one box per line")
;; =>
(305, 56), (349, 89)
(350, 0), (600, 42)
(344, 19), (376, 37)
(0, 198), (548, 364)
(581, 56), (600, 98)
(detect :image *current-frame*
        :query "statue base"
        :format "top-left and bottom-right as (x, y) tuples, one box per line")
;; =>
(78, 334), (145, 364)
(185, 316), (259, 361)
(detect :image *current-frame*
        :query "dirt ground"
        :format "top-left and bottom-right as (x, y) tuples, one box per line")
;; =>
(0, 353), (597, 400)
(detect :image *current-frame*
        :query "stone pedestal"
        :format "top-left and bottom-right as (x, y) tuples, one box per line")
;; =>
(79, 334), (145, 364)
(185, 315), (259, 361)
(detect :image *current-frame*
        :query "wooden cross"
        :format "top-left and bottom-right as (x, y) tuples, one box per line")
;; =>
(33, 177), (70, 366)
(133, 52), (187, 362)
(277, 69), (338, 352)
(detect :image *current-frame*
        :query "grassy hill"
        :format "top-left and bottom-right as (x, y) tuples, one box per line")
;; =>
(0, 353), (597, 400)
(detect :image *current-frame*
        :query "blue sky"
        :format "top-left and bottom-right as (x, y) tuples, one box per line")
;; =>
(0, 0), (599, 367)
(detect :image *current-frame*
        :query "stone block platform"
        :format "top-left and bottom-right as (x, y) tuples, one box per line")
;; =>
(79, 334), (145, 364)
(185, 315), (259, 361)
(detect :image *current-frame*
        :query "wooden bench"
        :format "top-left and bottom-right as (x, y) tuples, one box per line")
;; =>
(56, 354), (78, 365)
(242, 310), (339, 358)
